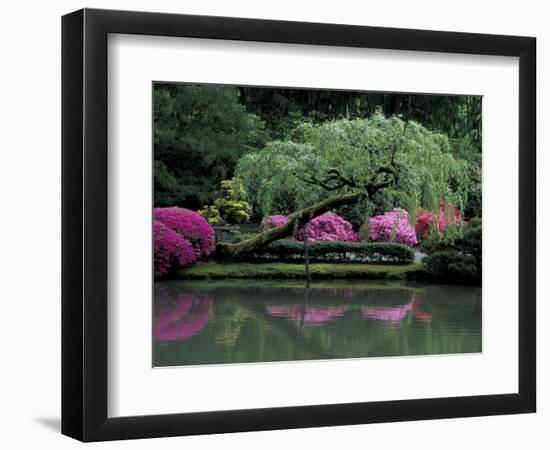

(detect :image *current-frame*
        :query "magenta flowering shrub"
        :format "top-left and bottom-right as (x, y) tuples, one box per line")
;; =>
(261, 212), (359, 242)
(153, 220), (196, 277)
(260, 214), (289, 229)
(296, 212), (360, 242)
(368, 208), (418, 246)
(154, 207), (215, 258)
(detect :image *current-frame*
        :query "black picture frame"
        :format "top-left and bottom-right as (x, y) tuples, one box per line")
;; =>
(62, 8), (536, 442)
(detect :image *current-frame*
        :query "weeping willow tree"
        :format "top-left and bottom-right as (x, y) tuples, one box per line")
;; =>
(217, 113), (469, 259)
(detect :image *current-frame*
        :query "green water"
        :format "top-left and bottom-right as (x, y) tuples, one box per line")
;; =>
(153, 280), (481, 367)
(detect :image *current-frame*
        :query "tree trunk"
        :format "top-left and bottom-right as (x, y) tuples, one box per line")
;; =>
(304, 232), (311, 283)
(216, 190), (366, 259)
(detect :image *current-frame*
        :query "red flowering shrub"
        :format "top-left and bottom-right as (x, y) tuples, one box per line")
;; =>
(368, 208), (417, 246)
(153, 220), (196, 277)
(296, 213), (360, 242)
(415, 202), (463, 240)
(438, 202), (463, 232)
(154, 207), (215, 258)
(415, 210), (437, 240)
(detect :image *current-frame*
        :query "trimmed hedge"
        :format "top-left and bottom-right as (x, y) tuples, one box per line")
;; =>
(420, 219), (481, 285)
(177, 261), (424, 280)
(423, 250), (479, 285)
(246, 240), (415, 265)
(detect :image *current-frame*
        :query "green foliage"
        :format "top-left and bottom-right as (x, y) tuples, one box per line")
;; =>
(449, 135), (481, 165)
(216, 179), (253, 224)
(177, 261), (424, 280)
(419, 221), (467, 253)
(246, 240), (415, 264)
(421, 219), (481, 285)
(464, 164), (482, 219)
(460, 220), (482, 267)
(236, 140), (323, 215)
(334, 203), (370, 229)
(237, 113), (470, 220)
(239, 87), (482, 151)
(424, 251), (478, 285)
(154, 84), (268, 208)
(197, 205), (223, 225)
(198, 178), (253, 225)
(421, 221), (480, 258)
(154, 84), (481, 218)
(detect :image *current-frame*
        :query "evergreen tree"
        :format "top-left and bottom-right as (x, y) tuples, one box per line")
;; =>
(154, 84), (268, 208)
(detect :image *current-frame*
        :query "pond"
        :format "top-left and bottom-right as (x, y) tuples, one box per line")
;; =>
(153, 280), (481, 367)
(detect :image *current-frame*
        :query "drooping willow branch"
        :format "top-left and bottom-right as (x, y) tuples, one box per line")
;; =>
(216, 166), (399, 259)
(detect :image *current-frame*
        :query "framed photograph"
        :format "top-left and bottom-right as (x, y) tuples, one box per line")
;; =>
(62, 8), (536, 441)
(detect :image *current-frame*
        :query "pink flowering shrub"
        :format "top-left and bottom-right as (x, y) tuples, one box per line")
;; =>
(154, 207), (215, 258)
(368, 208), (417, 246)
(415, 202), (463, 240)
(296, 213), (361, 242)
(153, 220), (196, 277)
(261, 212), (359, 242)
(260, 214), (289, 229)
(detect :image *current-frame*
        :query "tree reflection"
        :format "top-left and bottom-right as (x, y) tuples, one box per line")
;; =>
(213, 302), (256, 348)
(153, 281), (482, 367)
(267, 305), (347, 326)
(266, 280), (348, 327)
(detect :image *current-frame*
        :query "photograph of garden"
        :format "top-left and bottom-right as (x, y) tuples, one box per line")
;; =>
(152, 83), (482, 367)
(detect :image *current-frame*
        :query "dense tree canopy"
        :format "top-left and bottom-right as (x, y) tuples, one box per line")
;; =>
(236, 113), (469, 222)
(239, 87), (481, 158)
(154, 84), (268, 208)
(153, 84), (481, 216)
(216, 114), (469, 258)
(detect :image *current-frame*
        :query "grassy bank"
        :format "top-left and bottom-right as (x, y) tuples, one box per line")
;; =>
(176, 261), (426, 281)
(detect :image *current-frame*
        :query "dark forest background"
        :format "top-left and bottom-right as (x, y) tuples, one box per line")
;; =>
(153, 83), (481, 217)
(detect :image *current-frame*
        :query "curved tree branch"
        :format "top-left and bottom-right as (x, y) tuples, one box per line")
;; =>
(216, 190), (366, 259)
(216, 163), (400, 259)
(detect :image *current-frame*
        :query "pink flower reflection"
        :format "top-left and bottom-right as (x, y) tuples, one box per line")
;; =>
(267, 305), (347, 326)
(362, 294), (432, 324)
(362, 302), (413, 322)
(154, 291), (212, 342)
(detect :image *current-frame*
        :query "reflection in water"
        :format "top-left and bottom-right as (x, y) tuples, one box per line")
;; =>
(362, 299), (414, 323)
(154, 285), (212, 342)
(213, 302), (256, 348)
(362, 294), (432, 324)
(154, 281), (481, 367)
(267, 305), (347, 326)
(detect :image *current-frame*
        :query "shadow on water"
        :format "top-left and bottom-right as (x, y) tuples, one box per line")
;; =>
(153, 279), (482, 367)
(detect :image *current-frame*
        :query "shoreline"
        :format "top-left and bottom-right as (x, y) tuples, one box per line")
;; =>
(171, 261), (426, 281)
